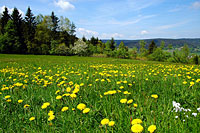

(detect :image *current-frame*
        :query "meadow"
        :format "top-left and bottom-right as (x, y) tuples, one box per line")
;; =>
(0, 54), (199, 132)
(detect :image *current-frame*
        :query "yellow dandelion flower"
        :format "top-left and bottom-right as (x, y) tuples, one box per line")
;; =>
(127, 99), (133, 104)
(24, 104), (30, 108)
(131, 119), (142, 125)
(6, 99), (11, 102)
(83, 108), (90, 114)
(120, 99), (127, 103)
(101, 118), (109, 125)
(18, 99), (23, 103)
(77, 103), (86, 110)
(61, 107), (69, 112)
(133, 104), (138, 108)
(29, 117), (35, 121)
(5, 95), (11, 99)
(131, 124), (143, 133)
(148, 125), (156, 133)
(108, 121), (115, 127)
(56, 95), (62, 100)
(151, 94), (158, 99)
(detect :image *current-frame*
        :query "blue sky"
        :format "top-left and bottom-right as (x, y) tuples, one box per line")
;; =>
(0, 0), (200, 39)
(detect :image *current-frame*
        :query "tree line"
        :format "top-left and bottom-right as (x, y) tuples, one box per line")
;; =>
(0, 6), (199, 64)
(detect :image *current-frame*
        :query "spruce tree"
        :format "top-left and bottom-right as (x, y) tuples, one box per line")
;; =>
(110, 37), (115, 51)
(51, 11), (59, 40)
(0, 7), (10, 34)
(148, 40), (156, 54)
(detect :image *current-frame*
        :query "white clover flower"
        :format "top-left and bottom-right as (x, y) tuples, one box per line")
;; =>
(197, 108), (200, 112)
(175, 116), (178, 118)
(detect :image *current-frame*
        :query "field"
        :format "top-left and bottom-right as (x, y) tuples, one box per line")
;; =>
(0, 54), (200, 132)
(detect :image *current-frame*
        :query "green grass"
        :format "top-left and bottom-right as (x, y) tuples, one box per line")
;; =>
(0, 54), (199, 132)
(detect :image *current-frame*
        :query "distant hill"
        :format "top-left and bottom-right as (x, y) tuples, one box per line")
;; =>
(102, 38), (200, 49)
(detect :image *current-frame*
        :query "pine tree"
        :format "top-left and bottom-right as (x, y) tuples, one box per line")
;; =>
(148, 40), (156, 54)
(0, 7), (11, 34)
(110, 37), (115, 51)
(24, 7), (36, 53)
(51, 11), (59, 40)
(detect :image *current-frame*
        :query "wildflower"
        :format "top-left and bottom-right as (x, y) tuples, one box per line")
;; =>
(66, 87), (71, 92)
(24, 104), (30, 108)
(108, 121), (115, 127)
(77, 103), (86, 110)
(120, 99), (127, 103)
(190, 81), (195, 86)
(70, 93), (77, 98)
(148, 125), (156, 133)
(151, 94), (158, 99)
(61, 107), (69, 112)
(101, 118), (109, 125)
(55, 90), (60, 94)
(56, 95), (62, 100)
(5, 95), (11, 99)
(48, 110), (54, 116)
(6, 99), (11, 102)
(192, 113), (197, 117)
(48, 115), (55, 121)
(29, 117), (35, 121)
(18, 99), (23, 103)
(127, 99), (133, 104)
(133, 104), (138, 108)
(72, 108), (75, 111)
(131, 119), (142, 125)
(131, 124), (143, 133)
(83, 108), (90, 114)
(41, 102), (50, 109)
(183, 81), (187, 84)
(120, 86), (124, 89)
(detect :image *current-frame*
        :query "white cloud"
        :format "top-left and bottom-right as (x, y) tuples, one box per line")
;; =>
(141, 30), (148, 35)
(77, 28), (99, 38)
(156, 21), (189, 30)
(0, 6), (24, 16)
(77, 27), (124, 39)
(54, 0), (75, 11)
(100, 33), (124, 39)
(191, 1), (200, 9)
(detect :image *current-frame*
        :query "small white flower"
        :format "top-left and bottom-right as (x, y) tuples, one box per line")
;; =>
(185, 115), (188, 118)
(192, 113), (197, 117)
(197, 108), (200, 112)
(183, 120), (185, 122)
(175, 116), (178, 118)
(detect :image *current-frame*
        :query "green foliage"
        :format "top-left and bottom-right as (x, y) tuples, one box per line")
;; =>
(55, 43), (70, 55)
(72, 39), (89, 56)
(193, 55), (199, 65)
(0, 7), (10, 34)
(149, 48), (171, 61)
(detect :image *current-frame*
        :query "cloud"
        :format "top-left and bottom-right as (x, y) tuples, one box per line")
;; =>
(77, 27), (124, 39)
(54, 0), (75, 11)
(100, 33), (124, 39)
(0, 6), (24, 16)
(77, 28), (99, 38)
(156, 21), (189, 30)
(191, 1), (200, 9)
(141, 30), (148, 35)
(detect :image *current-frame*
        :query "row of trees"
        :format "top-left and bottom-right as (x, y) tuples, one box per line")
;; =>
(0, 6), (199, 64)
(0, 7), (76, 54)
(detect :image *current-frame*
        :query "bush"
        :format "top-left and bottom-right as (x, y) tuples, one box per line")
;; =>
(148, 48), (170, 61)
(72, 39), (89, 56)
(55, 43), (70, 55)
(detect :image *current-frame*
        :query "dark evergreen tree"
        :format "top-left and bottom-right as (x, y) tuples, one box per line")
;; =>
(11, 7), (26, 53)
(69, 22), (76, 45)
(24, 7), (36, 53)
(51, 11), (59, 40)
(148, 40), (156, 54)
(0, 7), (10, 34)
(82, 36), (87, 42)
(110, 37), (115, 51)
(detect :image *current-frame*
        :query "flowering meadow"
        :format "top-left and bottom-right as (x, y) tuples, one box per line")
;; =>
(0, 54), (199, 132)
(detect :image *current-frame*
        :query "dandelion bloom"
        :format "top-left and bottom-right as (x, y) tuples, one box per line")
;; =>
(18, 99), (23, 103)
(5, 95), (11, 99)
(48, 115), (55, 121)
(29, 117), (35, 121)
(131, 124), (143, 133)
(6, 99), (11, 102)
(41, 102), (50, 109)
(101, 118), (109, 125)
(108, 121), (115, 127)
(48, 110), (54, 116)
(131, 119), (142, 125)
(151, 94), (158, 99)
(83, 108), (90, 114)
(148, 125), (156, 133)
(77, 103), (86, 110)
(24, 104), (30, 108)
(133, 104), (138, 108)
(56, 95), (62, 100)
(183, 81), (187, 84)
(127, 99), (133, 104)
(61, 107), (69, 112)
(120, 99), (127, 103)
